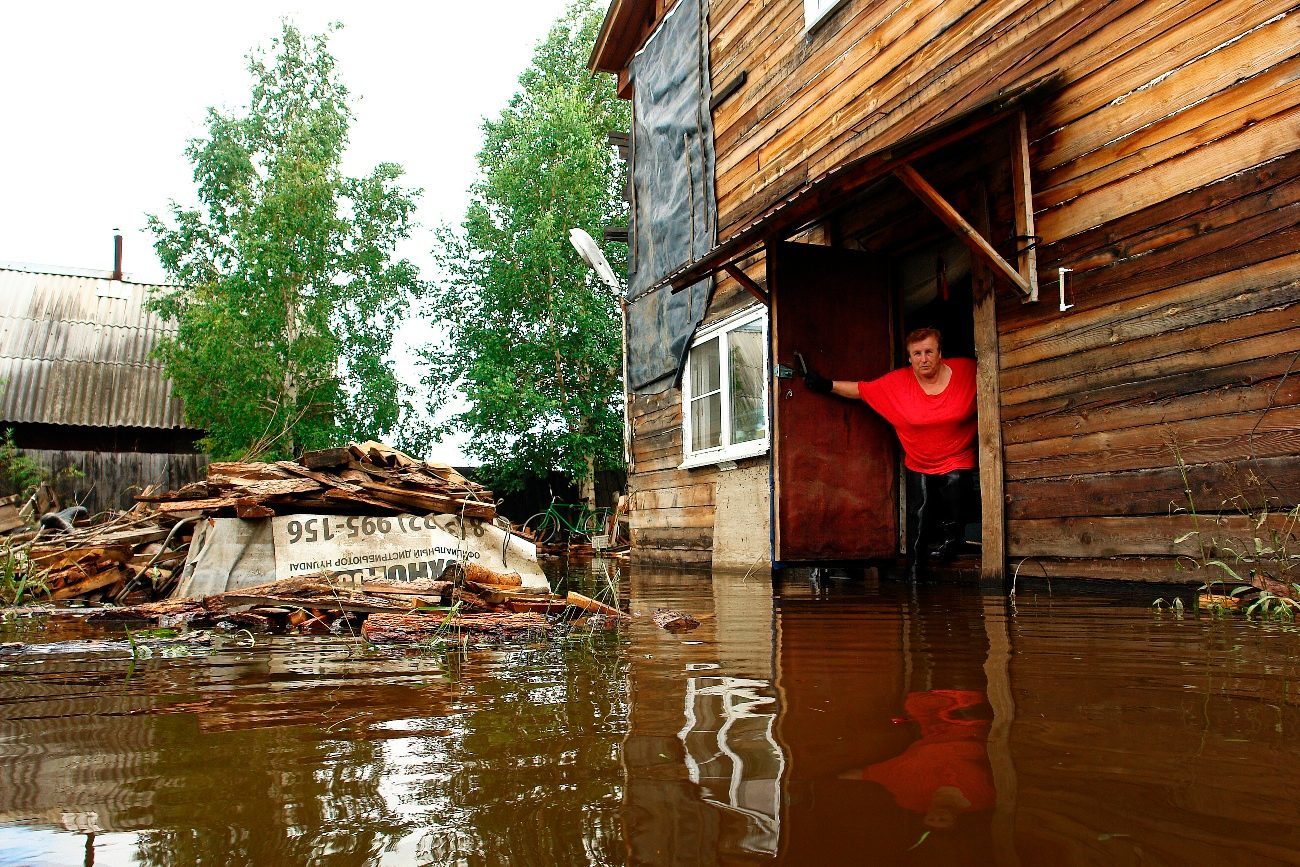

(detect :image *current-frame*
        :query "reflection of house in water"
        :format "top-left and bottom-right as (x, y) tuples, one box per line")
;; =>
(678, 673), (783, 856)
(622, 570), (786, 865)
(622, 574), (1021, 863)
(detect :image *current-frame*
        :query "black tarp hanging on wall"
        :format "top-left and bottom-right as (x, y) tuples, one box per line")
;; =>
(626, 0), (716, 394)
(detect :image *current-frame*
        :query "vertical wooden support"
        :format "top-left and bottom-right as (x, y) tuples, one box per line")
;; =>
(982, 594), (1020, 866)
(1011, 110), (1039, 303)
(972, 186), (1007, 583)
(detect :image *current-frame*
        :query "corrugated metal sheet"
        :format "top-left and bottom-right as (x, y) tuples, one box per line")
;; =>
(0, 266), (193, 429)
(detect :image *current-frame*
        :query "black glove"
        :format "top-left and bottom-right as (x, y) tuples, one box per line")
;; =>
(803, 366), (833, 394)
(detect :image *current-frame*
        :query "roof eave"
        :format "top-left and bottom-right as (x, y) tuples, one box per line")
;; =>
(589, 0), (660, 74)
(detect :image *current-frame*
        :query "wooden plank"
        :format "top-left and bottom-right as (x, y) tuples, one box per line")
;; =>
(722, 263), (768, 304)
(629, 527), (715, 550)
(356, 481), (496, 519)
(894, 164), (1030, 295)
(630, 482), (716, 510)
(1001, 334), (1300, 425)
(973, 189), (1007, 582)
(1005, 556), (1213, 585)
(1019, 145), (1300, 295)
(50, 567), (127, 601)
(1007, 513), (1300, 558)
(1010, 110), (1038, 302)
(1006, 455), (1300, 520)
(628, 505), (716, 530)
(1039, 100), (1300, 242)
(1004, 405), (1300, 481)
(1001, 322), (1300, 409)
(1037, 53), (1300, 209)
(1000, 282), (1300, 392)
(1002, 363), (1300, 445)
(999, 252), (1300, 368)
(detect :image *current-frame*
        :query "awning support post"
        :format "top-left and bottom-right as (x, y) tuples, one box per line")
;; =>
(1011, 110), (1040, 303)
(722, 263), (769, 305)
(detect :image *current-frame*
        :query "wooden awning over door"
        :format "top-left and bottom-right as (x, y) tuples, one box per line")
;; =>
(664, 74), (1059, 302)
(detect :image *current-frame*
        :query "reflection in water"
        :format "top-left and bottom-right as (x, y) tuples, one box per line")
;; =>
(843, 690), (994, 831)
(679, 675), (782, 856)
(5, 573), (1300, 864)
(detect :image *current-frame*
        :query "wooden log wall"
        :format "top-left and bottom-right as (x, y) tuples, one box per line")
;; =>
(994, 4), (1300, 581)
(695, 0), (1300, 580)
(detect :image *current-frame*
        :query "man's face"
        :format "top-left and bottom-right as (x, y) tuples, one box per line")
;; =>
(908, 336), (942, 378)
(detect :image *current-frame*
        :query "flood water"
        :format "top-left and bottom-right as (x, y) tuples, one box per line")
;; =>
(2, 568), (1299, 866)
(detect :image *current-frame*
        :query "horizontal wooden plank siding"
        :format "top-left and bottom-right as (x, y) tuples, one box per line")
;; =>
(626, 390), (719, 566)
(702, 0), (1300, 581)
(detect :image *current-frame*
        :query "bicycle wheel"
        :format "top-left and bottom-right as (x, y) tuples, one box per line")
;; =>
(580, 507), (612, 538)
(522, 511), (557, 544)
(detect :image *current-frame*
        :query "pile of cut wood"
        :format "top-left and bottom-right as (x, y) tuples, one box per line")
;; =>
(140, 441), (495, 521)
(18, 509), (191, 604)
(91, 562), (629, 644)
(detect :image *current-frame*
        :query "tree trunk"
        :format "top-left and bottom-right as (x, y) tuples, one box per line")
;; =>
(580, 453), (596, 505)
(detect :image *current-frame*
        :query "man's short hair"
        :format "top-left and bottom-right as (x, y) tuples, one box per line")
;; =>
(905, 327), (943, 351)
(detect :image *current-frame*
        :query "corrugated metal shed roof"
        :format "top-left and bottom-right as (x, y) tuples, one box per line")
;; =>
(0, 265), (194, 430)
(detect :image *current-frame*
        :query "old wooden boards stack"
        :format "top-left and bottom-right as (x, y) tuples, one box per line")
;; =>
(142, 441), (496, 521)
(92, 564), (632, 645)
(26, 512), (191, 604)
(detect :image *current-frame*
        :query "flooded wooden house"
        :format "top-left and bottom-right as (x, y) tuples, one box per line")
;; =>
(0, 254), (206, 513)
(592, 0), (1300, 580)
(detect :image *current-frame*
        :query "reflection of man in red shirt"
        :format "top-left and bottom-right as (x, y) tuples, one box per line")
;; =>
(841, 690), (995, 831)
(803, 328), (976, 580)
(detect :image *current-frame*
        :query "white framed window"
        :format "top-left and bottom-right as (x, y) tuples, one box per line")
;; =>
(803, 0), (850, 32)
(680, 306), (770, 469)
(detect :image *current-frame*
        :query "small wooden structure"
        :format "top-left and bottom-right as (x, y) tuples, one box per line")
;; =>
(0, 261), (206, 513)
(593, 0), (1300, 580)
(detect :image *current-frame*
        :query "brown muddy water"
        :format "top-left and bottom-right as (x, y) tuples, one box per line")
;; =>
(2, 568), (1299, 866)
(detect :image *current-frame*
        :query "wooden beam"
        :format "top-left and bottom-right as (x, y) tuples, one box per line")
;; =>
(972, 186), (1008, 584)
(1011, 111), (1040, 303)
(723, 263), (770, 305)
(893, 163), (1031, 296)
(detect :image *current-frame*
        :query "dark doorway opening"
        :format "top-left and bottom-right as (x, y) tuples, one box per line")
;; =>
(897, 242), (982, 564)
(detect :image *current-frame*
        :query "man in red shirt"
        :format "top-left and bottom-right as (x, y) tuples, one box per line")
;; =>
(804, 328), (976, 580)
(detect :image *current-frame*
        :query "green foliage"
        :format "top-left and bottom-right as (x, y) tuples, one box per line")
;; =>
(1167, 440), (1300, 614)
(424, 0), (631, 492)
(0, 428), (77, 502)
(147, 22), (424, 461)
(0, 544), (46, 607)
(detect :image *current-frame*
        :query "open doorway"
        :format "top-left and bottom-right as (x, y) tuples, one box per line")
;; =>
(896, 240), (982, 566)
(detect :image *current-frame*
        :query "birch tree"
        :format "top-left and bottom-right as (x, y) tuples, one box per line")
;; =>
(147, 22), (423, 460)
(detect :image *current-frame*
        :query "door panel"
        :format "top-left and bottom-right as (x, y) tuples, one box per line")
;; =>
(771, 242), (897, 561)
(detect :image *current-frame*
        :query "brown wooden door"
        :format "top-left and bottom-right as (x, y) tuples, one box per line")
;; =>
(770, 241), (898, 561)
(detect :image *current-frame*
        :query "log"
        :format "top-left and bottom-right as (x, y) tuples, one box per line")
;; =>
(652, 608), (700, 632)
(566, 591), (630, 620)
(361, 611), (551, 644)
(462, 562), (522, 588)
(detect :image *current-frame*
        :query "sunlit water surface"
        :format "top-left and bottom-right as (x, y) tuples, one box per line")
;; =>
(2, 568), (1299, 866)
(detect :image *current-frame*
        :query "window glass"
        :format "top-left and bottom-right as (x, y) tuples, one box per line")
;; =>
(689, 338), (722, 451)
(690, 337), (720, 395)
(691, 392), (722, 452)
(728, 320), (766, 445)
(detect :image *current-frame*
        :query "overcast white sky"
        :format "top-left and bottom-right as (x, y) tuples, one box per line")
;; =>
(0, 0), (586, 463)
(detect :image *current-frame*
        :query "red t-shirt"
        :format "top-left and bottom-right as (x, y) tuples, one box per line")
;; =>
(857, 357), (977, 474)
